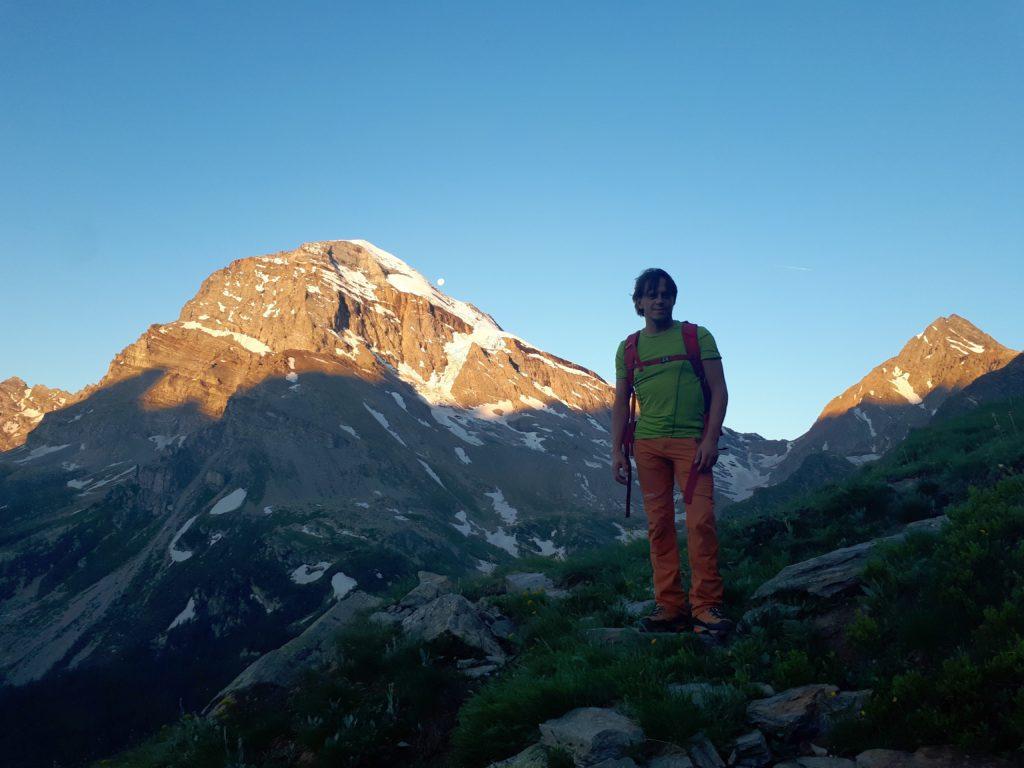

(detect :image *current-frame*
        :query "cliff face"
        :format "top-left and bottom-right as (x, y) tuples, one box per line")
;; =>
(100, 240), (610, 418)
(0, 377), (79, 452)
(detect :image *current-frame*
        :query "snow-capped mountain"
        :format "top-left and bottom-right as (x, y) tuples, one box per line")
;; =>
(0, 239), (641, 686)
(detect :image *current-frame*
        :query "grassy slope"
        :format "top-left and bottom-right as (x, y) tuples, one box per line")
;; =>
(98, 398), (1024, 767)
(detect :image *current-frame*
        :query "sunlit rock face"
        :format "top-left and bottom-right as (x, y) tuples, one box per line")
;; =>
(0, 377), (79, 452)
(100, 239), (611, 418)
(765, 314), (1018, 484)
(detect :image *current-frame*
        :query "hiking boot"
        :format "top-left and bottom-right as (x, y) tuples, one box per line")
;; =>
(692, 606), (735, 636)
(637, 604), (692, 633)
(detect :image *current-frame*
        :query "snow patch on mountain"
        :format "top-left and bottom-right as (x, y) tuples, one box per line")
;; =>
(853, 407), (877, 438)
(485, 488), (518, 525)
(13, 444), (71, 463)
(209, 488), (247, 516)
(888, 366), (923, 405)
(290, 562), (331, 584)
(169, 515), (199, 563)
(167, 597), (197, 630)
(484, 528), (519, 557)
(532, 537), (566, 559)
(418, 459), (445, 488)
(331, 572), (357, 599)
(363, 403), (407, 446)
(178, 321), (272, 355)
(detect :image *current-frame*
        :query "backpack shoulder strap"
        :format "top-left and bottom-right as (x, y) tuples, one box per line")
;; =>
(623, 331), (642, 390)
(681, 322), (700, 362)
(681, 321), (711, 408)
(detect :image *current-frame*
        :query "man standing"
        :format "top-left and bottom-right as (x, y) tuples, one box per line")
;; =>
(611, 268), (734, 640)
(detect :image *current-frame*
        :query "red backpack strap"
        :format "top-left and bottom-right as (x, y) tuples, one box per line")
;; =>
(681, 322), (710, 409)
(623, 331), (641, 390)
(681, 322), (715, 504)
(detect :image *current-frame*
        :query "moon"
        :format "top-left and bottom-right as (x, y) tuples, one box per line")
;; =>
(436, 278), (446, 286)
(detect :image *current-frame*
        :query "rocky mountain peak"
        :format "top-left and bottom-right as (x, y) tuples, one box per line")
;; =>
(0, 376), (77, 451)
(817, 314), (1017, 422)
(96, 239), (610, 418)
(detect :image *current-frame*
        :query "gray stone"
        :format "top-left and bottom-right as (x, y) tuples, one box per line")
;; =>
(750, 518), (949, 604)
(590, 760), (640, 768)
(505, 572), (569, 598)
(687, 732), (726, 768)
(739, 601), (802, 630)
(746, 684), (838, 743)
(401, 593), (507, 662)
(368, 610), (404, 626)
(775, 759), (856, 768)
(648, 752), (695, 768)
(486, 743), (549, 768)
(208, 590), (382, 708)
(727, 730), (771, 768)
(823, 689), (872, 729)
(855, 745), (1015, 768)
(489, 617), (517, 640)
(623, 599), (656, 617)
(398, 571), (453, 608)
(538, 706), (645, 765)
(462, 664), (500, 678)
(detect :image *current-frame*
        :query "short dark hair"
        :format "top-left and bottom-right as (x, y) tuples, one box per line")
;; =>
(632, 268), (677, 316)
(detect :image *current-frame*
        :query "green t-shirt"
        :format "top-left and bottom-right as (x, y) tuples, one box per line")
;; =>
(615, 321), (721, 439)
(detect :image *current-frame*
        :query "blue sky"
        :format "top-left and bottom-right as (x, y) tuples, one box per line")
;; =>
(1, 2), (1021, 440)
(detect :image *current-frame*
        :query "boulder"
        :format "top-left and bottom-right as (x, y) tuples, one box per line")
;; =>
(401, 592), (507, 662)
(370, 571), (454, 625)
(727, 730), (772, 768)
(739, 601), (802, 631)
(648, 752), (695, 768)
(538, 707), (644, 765)
(687, 732), (726, 768)
(400, 571), (454, 607)
(505, 572), (570, 599)
(622, 599), (656, 617)
(854, 745), (1015, 768)
(486, 743), (549, 768)
(750, 517), (949, 604)
(208, 590), (382, 708)
(822, 689), (872, 730)
(774, 759), (856, 768)
(746, 684), (839, 743)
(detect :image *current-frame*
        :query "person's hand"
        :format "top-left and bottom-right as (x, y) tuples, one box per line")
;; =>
(693, 438), (719, 472)
(612, 450), (629, 485)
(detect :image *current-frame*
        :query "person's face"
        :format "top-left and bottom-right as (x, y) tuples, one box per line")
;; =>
(637, 277), (675, 320)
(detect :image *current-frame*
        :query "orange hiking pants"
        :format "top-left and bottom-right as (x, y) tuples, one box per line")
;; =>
(634, 437), (723, 615)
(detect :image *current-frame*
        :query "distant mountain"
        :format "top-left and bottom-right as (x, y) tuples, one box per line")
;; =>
(0, 377), (78, 452)
(766, 314), (1018, 483)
